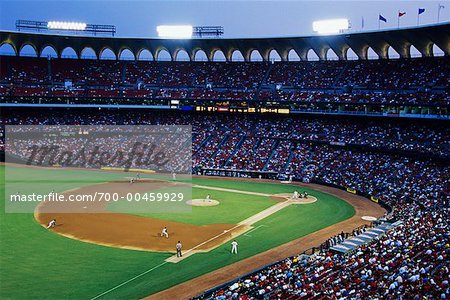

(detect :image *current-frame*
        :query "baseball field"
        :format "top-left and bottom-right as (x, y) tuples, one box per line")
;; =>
(0, 164), (384, 299)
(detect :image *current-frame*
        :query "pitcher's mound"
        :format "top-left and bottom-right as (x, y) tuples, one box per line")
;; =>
(271, 193), (318, 204)
(187, 199), (220, 206)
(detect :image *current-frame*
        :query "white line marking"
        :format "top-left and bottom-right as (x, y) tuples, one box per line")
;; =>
(90, 261), (168, 300)
(243, 225), (267, 237)
(193, 185), (271, 197)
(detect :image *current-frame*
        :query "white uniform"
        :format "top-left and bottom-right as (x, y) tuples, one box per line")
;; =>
(46, 219), (56, 229)
(161, 228), (169, 238)
(293, 191), (299, 199)
(231, 240), (238, 254)
(172, 173), (177, 180)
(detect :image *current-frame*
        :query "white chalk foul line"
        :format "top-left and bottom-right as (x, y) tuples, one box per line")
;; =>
(243, 225), (268, 237)
(90, 261), (168, 300)
(193, 185), (271, 197)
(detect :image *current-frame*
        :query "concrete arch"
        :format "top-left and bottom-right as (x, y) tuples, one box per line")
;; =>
(136, 48), (154, 61)
(432, 44), (445, 57)
(306, 49), (319, 61)
(269, 49), (281, 61)
(0, 42), (17, 55)
(99, 47), (117, 60)
(80, 47), (97, 59)
(249, 49), (263, 62)
(211, 49), (226, 62)
(367, 47), (379, 60)
(287, 49), (300, 61)
(60, 47), (78, 59)
(193, 49), (208, 61)
(155, 48), (172, 61)
(230, 49), (245, 62)
(19, 43), (38, 57)
(346, 48), (359, 60)
(409, 45), (422, 58)
(387, 46), (400, 59)
(174, 49), (190, 61)
(40, 44), (58, 58)
(118, 48), (135, 60)
(326, 48), (339, 60)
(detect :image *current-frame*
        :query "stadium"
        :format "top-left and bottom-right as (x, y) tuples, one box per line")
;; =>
(0, 1), (449, 299)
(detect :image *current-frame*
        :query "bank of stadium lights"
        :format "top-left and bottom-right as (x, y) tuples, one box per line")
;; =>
(47, 21), (87, 31)
(157, 25), (193, 39)
(157, 25), (224, 39)
(312, 19), (349, 34)
(15, 20), (116, 36)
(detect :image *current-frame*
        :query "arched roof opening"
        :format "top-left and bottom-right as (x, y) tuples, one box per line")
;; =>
(100, 48), (116, 60)
(61, 47), (78, 59)
(250, 50), (263, 62)
(19, 44), (37, 57)
(0, 43), (17, 56)
(194, 49), (208, 61)
(137, 49), (153, 61)
(212, 50), (226, 62)
(40, 45), (58, 58)
(269, 49), (281, 61)
(119, 48), (135, 60)
(80, 47), (97, 59)
(288, 49), (300, 61)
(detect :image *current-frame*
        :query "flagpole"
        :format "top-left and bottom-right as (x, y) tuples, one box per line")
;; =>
(378, 13), (381, 30)
(438, 4), (443, 23)
(417, 10), (419, 26)
(397, 11), (400, 28)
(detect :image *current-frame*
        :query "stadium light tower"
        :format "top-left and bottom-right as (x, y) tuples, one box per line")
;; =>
(312, 19), (349, 34)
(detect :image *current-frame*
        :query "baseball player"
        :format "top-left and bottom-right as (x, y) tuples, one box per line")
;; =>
(161, 227), (169, 238)
(206, 194), (211, 202)
(172, 172), (177, 180)
(231, 240), (238, 254)
(46, 219), (57, 229)
(293, 190), (299, 199)
(129, 178), (135, 184)
(136, 173), (141, 180)
(176, 241), (182, 257)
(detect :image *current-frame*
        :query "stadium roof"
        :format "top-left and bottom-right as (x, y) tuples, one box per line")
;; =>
(0, 22), (449, 61)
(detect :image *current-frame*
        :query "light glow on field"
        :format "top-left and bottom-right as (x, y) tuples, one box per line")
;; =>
(312, 19), (349, 34)
(157, 25), (193, 39)
(47, 21), (87, 31)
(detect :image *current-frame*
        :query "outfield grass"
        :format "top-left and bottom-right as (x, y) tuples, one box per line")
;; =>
(0, 165), (355, 299)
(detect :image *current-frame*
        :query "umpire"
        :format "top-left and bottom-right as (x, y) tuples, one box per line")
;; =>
(176, 241), (182, 257)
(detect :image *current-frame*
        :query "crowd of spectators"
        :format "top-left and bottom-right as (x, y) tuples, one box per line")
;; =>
(203, 199), (448, 299)
(1, 56), (448, 106)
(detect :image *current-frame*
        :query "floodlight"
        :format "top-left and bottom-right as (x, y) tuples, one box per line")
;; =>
(157, 25), (193, 39)
(313, 19), (349, 34)
(47, 21), (87, 31)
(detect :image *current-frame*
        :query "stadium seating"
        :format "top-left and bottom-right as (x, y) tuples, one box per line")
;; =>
(1, 56), (449, 106)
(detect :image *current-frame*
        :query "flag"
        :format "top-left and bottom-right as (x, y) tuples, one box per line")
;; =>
(379, 14), (387, 22)
(418, 8), (425, 14)
(439, 4), (445, 9)
(398, 11), (406, 17)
